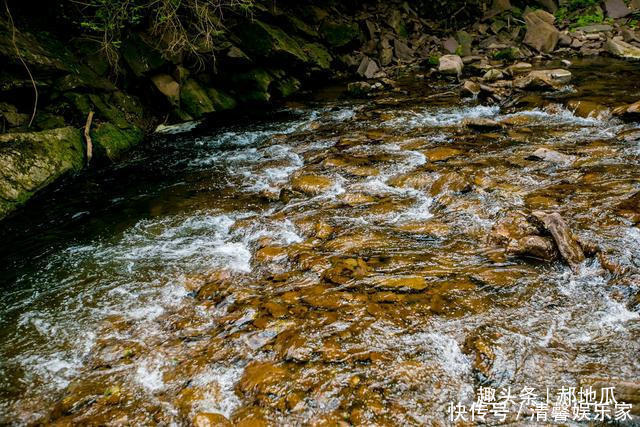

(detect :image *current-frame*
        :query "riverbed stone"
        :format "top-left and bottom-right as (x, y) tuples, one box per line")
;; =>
(438, 55), (464, 76)
(374, 276), (428, 291)
(193, 412), (232, 427)
(0, 127), (84, 220)
(291, 174), (333, 196)
(613, 100), (640, 120)
(606, 38), (640, 60)
(532, 211), (585, 270)
(515, 69), (572, 90)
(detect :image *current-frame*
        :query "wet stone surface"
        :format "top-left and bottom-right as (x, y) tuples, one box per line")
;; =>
(0, 58), (640, 424)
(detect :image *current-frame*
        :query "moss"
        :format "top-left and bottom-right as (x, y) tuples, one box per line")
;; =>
(0, 127), (84, 220)
(88, 94), (130, 129)
(303, 42), (333, 70)
(65, 92), (92, 117)
(231, 68), (274, 103)
(320, 22), (361, 48)
(121, 34), (166, 77)
(428, 55), (440, 66)
(34, 113), (66, 130)
(91, 123), (143, 161)
(275, 76), (301, 98)
(180, 79), (215, 119)
(206, 88), (237, 111)
(493, 47), (520, 60)
(237, 20), (308, 63)
(285, 15), (318, 38)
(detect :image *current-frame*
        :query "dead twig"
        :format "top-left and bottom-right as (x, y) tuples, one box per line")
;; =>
(4, 0), (38, 128)
(84, 111), (94, 166)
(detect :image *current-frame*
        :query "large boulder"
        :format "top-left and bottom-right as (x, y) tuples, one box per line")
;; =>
(237, 20), (308, 63)
(523, 10), (560, 53)
(0, 127), (84, 220)
(151, 74), (180, 107)
(320, 22), (361, 48)
(604, 0), (632, 18)
(606, 38), (640, 60)
(180, 79), (215, 118)
(438, 55), (464, 76)
(91, 123), (143, 162)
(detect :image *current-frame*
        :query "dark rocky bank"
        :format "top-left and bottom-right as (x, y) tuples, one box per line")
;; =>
(1, 0), (640, 221)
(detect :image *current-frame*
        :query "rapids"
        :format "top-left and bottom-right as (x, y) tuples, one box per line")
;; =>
(1, 58), (639, 425)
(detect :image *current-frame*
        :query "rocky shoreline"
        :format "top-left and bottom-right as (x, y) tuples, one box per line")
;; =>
(2, 0), (640, 222)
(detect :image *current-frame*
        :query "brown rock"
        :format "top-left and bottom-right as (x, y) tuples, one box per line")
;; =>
(429, 172), (472, 196)
(515, 69), (572, 90)
(612, 99), (640, 120)
(193, 412), (232, 427)
(461, 80), (481, 97)
(463, 117), (502, 130)
(291, 174), (333, 196)
(151, 74), (181, 106)
(567, 100), (609, 119)
(523, 10), (560, 53)
(532, 211), (585, 270)
(509, 235), (557, 260)
(237, 361), (288, 395)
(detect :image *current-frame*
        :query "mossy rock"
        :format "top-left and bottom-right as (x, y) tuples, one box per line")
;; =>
(320, 22), (361, 48)
(121, 34), (166, 77)
(284, 15), (319, 38)
(275, 76), (301, 98)
(0, 127), (84, 220)
(302, 42), (333, 70)
(180, 79), (215, 119)
(493, 47), (521, 60)
(34, 113), (66, 130)
(231, 69), (274, 103)
(236, 20), (309, 63)
(88, 94), (130, 129)
(91, 123), (143, 161)
(206, 88), (237, 111)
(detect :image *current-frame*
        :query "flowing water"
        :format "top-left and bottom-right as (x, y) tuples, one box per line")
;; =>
(1, 59), (640, 425)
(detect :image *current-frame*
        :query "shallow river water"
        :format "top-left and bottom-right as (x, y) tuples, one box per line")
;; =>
(1, 59), (640, 425)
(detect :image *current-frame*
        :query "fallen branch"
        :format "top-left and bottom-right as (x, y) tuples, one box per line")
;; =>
(84, 111), (94, 166)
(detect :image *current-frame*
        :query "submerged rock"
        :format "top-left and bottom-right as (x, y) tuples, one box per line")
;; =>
(193, 412), (232, 427)
(612, 100), (640, 120)
(291, 174), (333, 196)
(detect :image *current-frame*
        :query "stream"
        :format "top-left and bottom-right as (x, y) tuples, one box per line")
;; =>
(1, 58), (640, 425)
